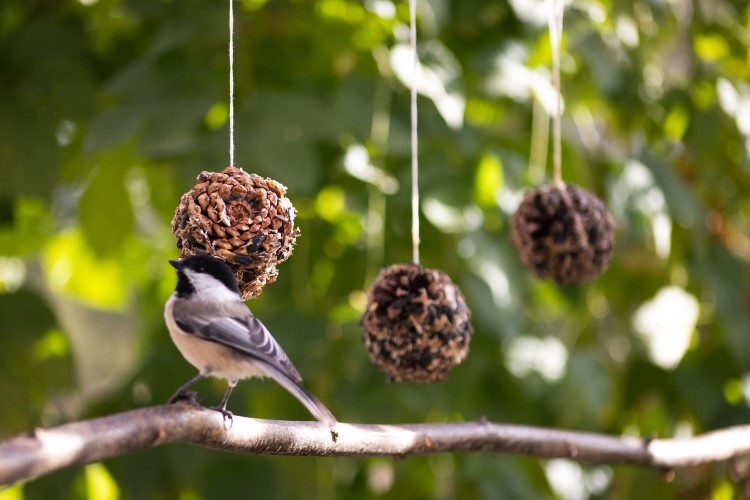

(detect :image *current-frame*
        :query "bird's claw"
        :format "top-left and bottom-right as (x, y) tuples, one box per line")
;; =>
(211, 406), (234, 429)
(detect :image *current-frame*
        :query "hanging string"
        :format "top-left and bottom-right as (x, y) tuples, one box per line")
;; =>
(409, 0), (420, 265)
(228, 0), (236, 167)
(529, 97), (550, 185)
(548, 0), (564, 185)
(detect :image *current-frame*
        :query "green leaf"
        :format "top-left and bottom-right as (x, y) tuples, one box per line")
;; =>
(78, 143), (135, 256)
(85, 463), (120, 500)
(473, 153), (504, 208)
(0, 289), (74, 434)
(43, 228), (130, 310)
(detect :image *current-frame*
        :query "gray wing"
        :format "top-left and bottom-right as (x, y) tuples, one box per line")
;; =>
(172, 299), (302, 382)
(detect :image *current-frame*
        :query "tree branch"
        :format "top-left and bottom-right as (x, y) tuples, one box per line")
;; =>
(2, 403), (750, 485)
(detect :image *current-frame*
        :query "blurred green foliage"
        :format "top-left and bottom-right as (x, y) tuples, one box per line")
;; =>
(1, 0), (750, 498)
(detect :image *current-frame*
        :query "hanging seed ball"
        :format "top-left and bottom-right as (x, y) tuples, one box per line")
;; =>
(511, 182), (615, 286)
(361, 263), (473, 383)
(171, 166), (299, 300)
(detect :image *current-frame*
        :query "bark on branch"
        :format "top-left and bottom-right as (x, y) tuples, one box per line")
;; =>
(2, 403), (750, 485)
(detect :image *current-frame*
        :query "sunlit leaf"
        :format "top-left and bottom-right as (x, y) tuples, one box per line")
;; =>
(694, 34), (730, 62)
(0, 257), (25, 293)
(33, 328), (70, 361)
(315, 186), (346, 222)
(85, 463), (120, 500)
(0, 484), (23, 500)
(205, 101), (229, 130)
(473, 153), (503, 208)
(390, 40), (465, 129)
(711, 480), (734, 500)
(43, 228), (129, 310)
(663, 105), (689, 140)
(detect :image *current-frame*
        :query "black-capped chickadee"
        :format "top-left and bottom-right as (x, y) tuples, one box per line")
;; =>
(165, 255), (337, 426)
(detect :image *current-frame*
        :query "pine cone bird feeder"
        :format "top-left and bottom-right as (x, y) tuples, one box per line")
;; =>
(361, 263), (473, 383)
(172, 167), (299, 300)
(511, 182), (615, 286)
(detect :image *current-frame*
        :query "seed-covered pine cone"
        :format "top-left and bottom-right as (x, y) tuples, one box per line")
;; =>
(361, 263), (473, 383)
(511, 182), (615, 286)
(171, 166), (299, 300)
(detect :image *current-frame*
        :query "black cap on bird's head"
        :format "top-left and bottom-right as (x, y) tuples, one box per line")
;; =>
(170, 255), (241, 297)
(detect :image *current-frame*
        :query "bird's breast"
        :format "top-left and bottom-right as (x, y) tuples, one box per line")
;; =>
(165, 297), (269, 380)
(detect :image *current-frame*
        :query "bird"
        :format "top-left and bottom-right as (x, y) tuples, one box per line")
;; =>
(164, 255), (337, 427)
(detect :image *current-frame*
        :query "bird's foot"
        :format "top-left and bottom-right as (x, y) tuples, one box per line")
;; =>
(168, 389), (201, 406)
(210, 405), (234, 429)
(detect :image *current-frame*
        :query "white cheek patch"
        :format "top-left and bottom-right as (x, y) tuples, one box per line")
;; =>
(184, 269), (241, 302)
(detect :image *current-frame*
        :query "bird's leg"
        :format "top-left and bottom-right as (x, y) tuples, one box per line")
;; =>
(211, 378), (237, 427)
(168, 372), (205, 405)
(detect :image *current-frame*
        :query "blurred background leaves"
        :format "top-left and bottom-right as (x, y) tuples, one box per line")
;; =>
(1, 0), (750, 498)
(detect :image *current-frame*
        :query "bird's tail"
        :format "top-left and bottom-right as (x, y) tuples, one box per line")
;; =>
(264, 364), (338, 427)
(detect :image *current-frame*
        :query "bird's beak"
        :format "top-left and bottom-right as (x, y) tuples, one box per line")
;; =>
(169, 259), (182, 270)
